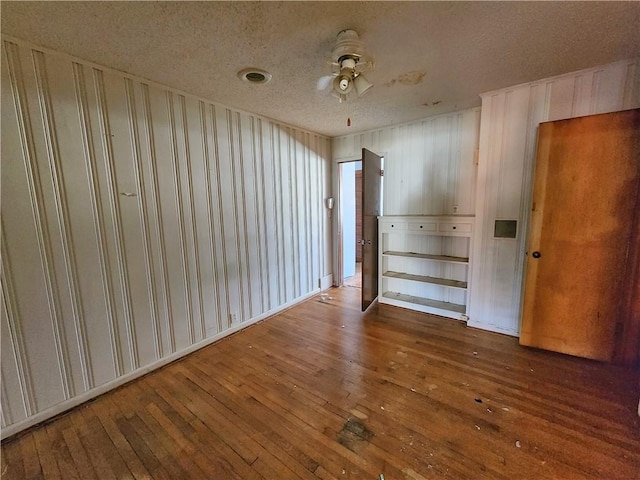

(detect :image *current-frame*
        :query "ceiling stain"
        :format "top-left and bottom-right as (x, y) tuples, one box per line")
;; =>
(385, 70), (426, 87)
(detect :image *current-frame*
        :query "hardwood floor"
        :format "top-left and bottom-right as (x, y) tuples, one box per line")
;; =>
(343, 262), (362, 288)
(2, 286), (639, 479)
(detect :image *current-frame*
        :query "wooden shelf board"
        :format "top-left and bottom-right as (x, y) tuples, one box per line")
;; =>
(382, 271), (467, 289)
(382, 291), (466, 314)
(383, 250), (469, 263)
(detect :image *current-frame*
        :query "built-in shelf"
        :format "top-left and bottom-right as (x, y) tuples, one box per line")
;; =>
(379, 215), (474, 321)
(382, 271), (467, 289)
(382, 291), (466, 314)
(382, 250), (469, 263)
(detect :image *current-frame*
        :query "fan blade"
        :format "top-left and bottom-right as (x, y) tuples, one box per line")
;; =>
(316, 75), (334, 91)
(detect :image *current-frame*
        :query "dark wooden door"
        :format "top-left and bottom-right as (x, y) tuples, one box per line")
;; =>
(355, 170), (363, 262)
(361, 148), (382, 311)
(520, 109), (640, 361)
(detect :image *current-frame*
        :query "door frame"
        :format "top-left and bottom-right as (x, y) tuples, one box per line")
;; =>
(332, 153), (385, 288)
(333, 157), (361, 287)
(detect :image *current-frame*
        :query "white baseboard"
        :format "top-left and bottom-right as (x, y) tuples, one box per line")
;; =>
(0, 288), (320, 441)
(320, 274), (333, 290)
(467, 320), (519, 337)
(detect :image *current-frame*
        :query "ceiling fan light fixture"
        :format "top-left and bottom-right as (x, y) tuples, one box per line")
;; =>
(354, 74), (373, 97)
(322, 30), (374, 103)
(333, 74), (353, 94)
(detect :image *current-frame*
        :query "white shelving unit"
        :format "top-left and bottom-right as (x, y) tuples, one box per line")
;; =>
(378, 215), (474, 320)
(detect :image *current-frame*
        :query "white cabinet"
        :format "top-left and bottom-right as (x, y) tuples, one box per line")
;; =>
(378, 216), (474, 320)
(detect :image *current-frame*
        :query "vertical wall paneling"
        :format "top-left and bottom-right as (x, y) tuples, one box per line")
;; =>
(32, 51), (93, 394)
(279, 125), (289, 298)
(395, 125), (410, 214)
(289, 127), (299, 299)
(319, 135), (327, 281)
(332, 109), (481, 217)
(259, 120), (276, 309)
(140, 83), (174, 355)
(279, 127), (292, 301)
(470, 58), (640, 336)
(229, 112), (246, 321)
(0, 365), (11, 427)
(71, 62), (122, 380)
(272, 122), (285, 305)
(179, 95), (206, 342)
(198, 101), (222, 335)
(310, 137), (316, 289)
(428, 120), (442, 214)
(4, 41), (70, 406)
(166, 92), (194, 346)
(251, 118), (267, 315)
(238, 114), (257, 321)
(224, 109), (243, 323)
(294, 130), (304, 297)
(300, 133), (308, 290)
(257, 119), (270, 311)
(304, 133), (313, 292)
(1, 37), (331, 438)
(210, 105), (232, 331)
(1, 228), (35, 420)
(248, 116), (262, 318)
(287, 128), (298, 299)
(94, 68), (140, 372)
(331, 108), (481, 283)
(298, 133), (307, 282)
(124, 78), (161, 364)
(311, 135), (321, 289)
(109, 72), (154, 368)
(303, 133), (312, 292)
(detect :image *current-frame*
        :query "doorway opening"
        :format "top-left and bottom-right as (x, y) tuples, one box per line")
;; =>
(336, 149), (384, 312)
(339, 160), (362, 289)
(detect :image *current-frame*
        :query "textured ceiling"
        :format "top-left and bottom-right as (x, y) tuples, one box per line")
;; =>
(2, 1), (640, 137)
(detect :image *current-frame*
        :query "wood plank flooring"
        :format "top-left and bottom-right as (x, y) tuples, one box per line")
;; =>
(2, 286), (639, 479)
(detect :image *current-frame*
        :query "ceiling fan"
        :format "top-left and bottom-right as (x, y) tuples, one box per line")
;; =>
(317, 29), (374, 102)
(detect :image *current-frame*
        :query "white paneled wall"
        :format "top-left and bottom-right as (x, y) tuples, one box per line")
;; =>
(333, 108), (481, 216)
(0, 38), (332, 438)
(469, 58), (640, 336)
(331, 109), (480, 286)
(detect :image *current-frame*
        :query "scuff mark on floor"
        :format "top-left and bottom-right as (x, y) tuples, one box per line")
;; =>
(337, 418), (374, 453)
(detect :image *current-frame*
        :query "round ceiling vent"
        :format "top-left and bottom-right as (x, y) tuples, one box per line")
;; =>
(238, 68), (272, 84)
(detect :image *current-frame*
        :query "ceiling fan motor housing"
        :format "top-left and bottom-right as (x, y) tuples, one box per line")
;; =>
(332, 30), (366, 61)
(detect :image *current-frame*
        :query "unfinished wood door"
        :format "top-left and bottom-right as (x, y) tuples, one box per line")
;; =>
(520, 109), (640, 362)
(361, 148), (382, 311)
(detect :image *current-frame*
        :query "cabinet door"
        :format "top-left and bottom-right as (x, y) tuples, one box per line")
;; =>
(520, 109), (640, 361)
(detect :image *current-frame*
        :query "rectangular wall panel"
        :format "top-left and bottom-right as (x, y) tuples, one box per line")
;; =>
(0, 37), (332, 439)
